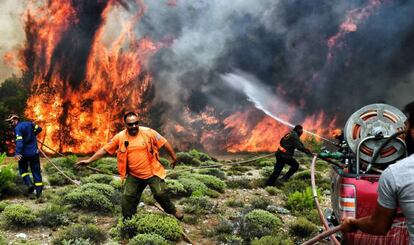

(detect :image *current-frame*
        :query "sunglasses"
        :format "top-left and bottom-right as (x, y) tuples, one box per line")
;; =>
(126, 121), (139, 127)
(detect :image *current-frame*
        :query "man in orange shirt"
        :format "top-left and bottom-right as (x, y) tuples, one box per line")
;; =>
(76, 111), (183, 220)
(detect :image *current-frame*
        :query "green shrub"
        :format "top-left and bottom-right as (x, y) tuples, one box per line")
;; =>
(129, 233), (169, 245)
(63, 183), (115, 213)
(214, 219), (234, 235)
(225, 198), (245, 208)
(303, 136), (324, 153)
(90, 157), (118, 174)
(165, 179), (187, 197)
(226, 178), (252, 189)
(159, 157), (171, 169)
(81, 174), (113, 184)
(250, 196), (272, 210)
(0, 232), (6, 245)
(176, 152), (201, 166)
(188, 149), (213, 162)
(181, 196), (218, 215)
(182, 173), (226, 193)
(265, 186), (281, 196)
(45, 156), (77, 174)
(37, 204), (70, 227)
(48, 172), (77, 186)
(0, 163), (17, 193)
(259, 166), (274, 178)
(286, 187), (317, 213)
(53, 224), (107, 245)
(178, 177), (209, 196)
(289, 217), (318, 238)
(0, 201), (10, 212)
(292, 170), (321, 181)
(251, 235), (294, 245)
(197, 168), (226, 180)
(116, 211), (183, 241)
(217, 234), (243, 244)
(282, 179), (309, 195)
(61, 238), (92, 245)
(253, 158), (275, 168)
(2, 204), (37, 227)
(303, 209), (321, 224)
(228, 165), (251, 174)
(110, 179), (122, 190)
(240, 209), (281, 240)
(141, 192), (156, 205)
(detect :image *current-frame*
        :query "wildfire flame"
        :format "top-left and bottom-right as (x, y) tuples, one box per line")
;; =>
(22, 0), (161, 153)
(327, 0), (384, 63)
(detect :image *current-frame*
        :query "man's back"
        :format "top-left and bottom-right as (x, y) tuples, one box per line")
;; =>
(15, 121), (40, 157)
(379, 154), (414, 244)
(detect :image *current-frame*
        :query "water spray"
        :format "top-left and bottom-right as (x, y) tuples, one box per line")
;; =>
(222, 72), (337, 145)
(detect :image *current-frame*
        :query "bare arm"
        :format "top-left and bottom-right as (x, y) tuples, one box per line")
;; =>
(342, 203), (396, 235)
(162, 142), (178, 168)
(75, 148), (107, 167)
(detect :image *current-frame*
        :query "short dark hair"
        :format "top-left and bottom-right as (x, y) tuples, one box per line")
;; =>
(294, 125), (303, 132)
(123, 111), (138, 122)
(404, 101), (414, 126)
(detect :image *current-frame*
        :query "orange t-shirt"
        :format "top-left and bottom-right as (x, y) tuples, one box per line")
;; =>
(103, 127), (167, 179)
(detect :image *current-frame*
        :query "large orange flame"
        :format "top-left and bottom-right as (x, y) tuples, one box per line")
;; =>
(23, 0), (161, 153)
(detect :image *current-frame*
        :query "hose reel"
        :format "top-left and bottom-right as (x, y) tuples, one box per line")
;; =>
(344, 103), (407, 171)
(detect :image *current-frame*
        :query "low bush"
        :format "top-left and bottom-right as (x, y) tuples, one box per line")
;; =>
(286, 187), (317, 213)
(159, 157), (171, 169)
(226, 178), (252, 189)
(63, 183), (115, 213)
(37, 204), (70, 227)
(110, 179), (122, 190)
(188, 149), (213, 162)
(251, 235), (294, 245)
(141, 192), (156, 206)
(178, 177), (209, 196)
(292, 170), (322, 181)
(53, 224), (107, 245)
(0, 232), (6, 245)
(176, 152), (201, 166)
(81, 174), (113, 184)
(214, 219), (234, 235)
(45, 156), (77, 174)
(2, 204), (37, 227)
(90, 157), (118, 174)
(0, 163), (18, 194)
(253, 158), (275, 168)
(265, 186), (281, 196)
(228, 165), (251, 174)
(129, 233), (169, 245)
(259, 166), (274, 178)
(182, 173), (226, 193)
(115, 211), (183, 241)
(250, 196), (272, 210)
(225, 198), (245, 208)
(240, 209), (281, 240)
(181, 196), (218, 215)
(165, 179), (187, 197)
(282, 179), (309, 195)
(48, 172), (77, 186)
(217, 234), (243, 244)
(197, 168), (226, 180)
(289, 217), (318, 238)
(0, 201), (10, 212)
(303, 209), (320, 224)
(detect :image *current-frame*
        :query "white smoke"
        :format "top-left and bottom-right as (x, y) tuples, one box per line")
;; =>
(0, 0), (25, 83)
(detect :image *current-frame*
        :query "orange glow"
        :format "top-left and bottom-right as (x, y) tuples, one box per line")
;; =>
(23, 0), (163, 154)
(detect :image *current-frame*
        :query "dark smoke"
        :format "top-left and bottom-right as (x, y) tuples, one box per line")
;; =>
(138, 0), (414, 127)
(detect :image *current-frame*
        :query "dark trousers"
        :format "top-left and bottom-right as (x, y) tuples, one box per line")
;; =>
(122, 175), (176, 219)
(266, 155), (299, 186)
(18, 153), (43, 196)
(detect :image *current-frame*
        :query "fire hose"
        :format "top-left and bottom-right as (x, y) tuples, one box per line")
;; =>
(302, 155), (342, 245)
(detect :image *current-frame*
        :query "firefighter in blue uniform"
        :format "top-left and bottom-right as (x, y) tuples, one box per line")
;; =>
(6, 114), (43, 198)
(266, 125), (312, 186)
